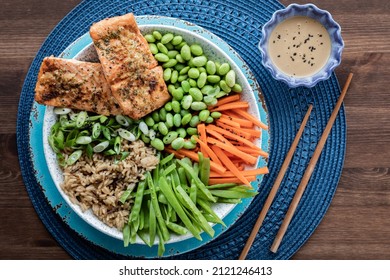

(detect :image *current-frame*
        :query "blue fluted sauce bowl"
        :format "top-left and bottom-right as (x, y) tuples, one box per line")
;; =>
(258, 3), (344, 88)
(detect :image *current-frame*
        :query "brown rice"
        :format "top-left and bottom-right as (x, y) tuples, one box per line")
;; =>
(61, 140), (158, 230)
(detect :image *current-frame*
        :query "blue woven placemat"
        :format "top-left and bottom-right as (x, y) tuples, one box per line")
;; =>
(17, 0), (346, 259)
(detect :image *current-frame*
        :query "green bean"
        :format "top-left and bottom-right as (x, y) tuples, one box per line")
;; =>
(152, 30), (162, 40)
(148, 200), (156, 246)
(158, 177), (201, 240)
(188, 68), (200, 79)
(155, 53), (169, 62)
(162, 59), (178, 68)
(162, 163), (176, 177)
(171, 137), (185, 150)
(129, 181), (146, 223)
(123, 224), (130, 247)
(166, 221), (188, 235)
(199, 110), (210, 122)
(192, 55), (207, 67)
(163, 68), (172, 81)
(163, 131), (178, 144)
(190, 44), (203, 56)
(66, 150), (83, 165)
(180, 44), (191, 61)
(207, 75), (221, 84)
(151, 138), (164, 151)
(93, 140), (109, 153)
(158, 122), (169, 136)
(161, 33), (174, 44)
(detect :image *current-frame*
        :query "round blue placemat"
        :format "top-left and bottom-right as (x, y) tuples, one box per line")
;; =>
(17, 0), (346, 260)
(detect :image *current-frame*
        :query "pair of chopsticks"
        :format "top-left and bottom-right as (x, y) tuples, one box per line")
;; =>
(239, 73), (354, 259)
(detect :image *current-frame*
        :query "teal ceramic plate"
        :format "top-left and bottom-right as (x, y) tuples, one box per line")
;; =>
(30, 15), (269, 258)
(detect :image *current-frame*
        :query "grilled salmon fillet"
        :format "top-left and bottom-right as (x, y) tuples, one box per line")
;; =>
(89, 13), (170, 119)
(35, 57), (123, 116)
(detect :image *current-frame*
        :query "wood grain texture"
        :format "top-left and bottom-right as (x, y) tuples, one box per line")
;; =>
(1, 0), (389, 259)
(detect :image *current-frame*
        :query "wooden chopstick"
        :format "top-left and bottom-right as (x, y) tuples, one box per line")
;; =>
(238, 104), (313, 260)
(270, 73), (354, 253)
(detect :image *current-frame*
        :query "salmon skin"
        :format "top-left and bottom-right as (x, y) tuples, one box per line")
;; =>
(90, 13), (170, 120)
(34, 57), (123, 116)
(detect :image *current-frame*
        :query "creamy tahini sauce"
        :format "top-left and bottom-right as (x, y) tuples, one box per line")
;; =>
(268, 16), (331, 77)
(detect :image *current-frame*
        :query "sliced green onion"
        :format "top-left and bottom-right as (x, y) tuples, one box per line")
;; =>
(76, 111), (88, 128)
(66, 150), (83, 165)
(116, 115), (129, 127)
(75, 136), (92, 145)
(117, 128), (135, 141)
(93, 141), (109, 153)
(54, 107), (71, 115)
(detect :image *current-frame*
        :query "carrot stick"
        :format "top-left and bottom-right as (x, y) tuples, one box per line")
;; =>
(235, 109), (268, 130)
(215, 94), (241, 107)
(215, 121), (252, 139)
(206, 129), (235, 146)
(194, 136), (223, 166)
(169, 147), (226, 174)
(211, 146), (251, 186)
(220, 115), (253, 128)
(210, 101), (249, 112)
(207, 124), (260, 150)
(216, 116), (241, 128)
(206, 138), (258, 165)
(197, 123), (208, 157)
(209, 176), (256, 185)
(239, 127), (261, 138)
(209, 167), (269, 178)
(236, 145), (269, 158)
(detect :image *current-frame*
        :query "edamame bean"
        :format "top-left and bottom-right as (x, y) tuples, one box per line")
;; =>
(168, 84), (175, 94)
(218, 62), (230, 76)
(141, 133), (150, 144)
(171, 100), (181, 113)
(181, 80), (190, 93)
(174, 63), (185, 72)
(177, 74), (188, 82)
(149, 43), (158, 54)
(168, 50), (179, 59)
(180, 44), (191, 61)
(205, 116), (214, 124)
(180, 109), (190, 117)
(152, 123), (159, 131)
(188, 68), (200, 79)
(181, 95), (193, 110)
(232, 83), (243, 92)
(192, 56), (207, 67)
(183, 140), (197, 149)
(176, 128), (187, 138)
(225, 70), (236, 87)
(207, 75), (221, 84)
(170, 70), (179, 84)
(171, 35), (183, 45)
(206, 61), (216, 75)
(159, 108), (167, 121)
(152, 111), (160, 122)
(161, 33), (174, 44)
(165, 113), (174, 128)
(163, 68), (172, 81)
(155, 53), (169, 62)
(188, 78), (197, 87)
(189, 115), (200, 127)
(165, 42), (174, 50)
(176, 53), (185, 63)
(172, 87), (183, 100)
(211, 111), (222, 119)
(144, 116), (155, 127)
(201, 85), (214, 94)
(144, 34), (155, 43)
(157, 42), (168, 54)
(189, 88), (203, 101)
(190, 135), (198, 144)
(151, 138), (164, 151)
(163, 131), (178, 144)
(158, 122), (169, 136)
(171, 137), (185, 150)
(203, 95), (217, 106)
(164, 102), (173, 111)
(181, 113), (192, 126)
(186, 127), (198, 135)
(162, 59), (178, 68)
(173, 113), (182, 127)
(191, 101), (207, 111)
(190, 44), (203, 56)
(197, 72), (207, 88)
(199, 110), (210, 122)
(220, 80), (232, 93)
(198, 66), (206, 73)
(152, 31), (162, 40)
(179, 66), (190, 75)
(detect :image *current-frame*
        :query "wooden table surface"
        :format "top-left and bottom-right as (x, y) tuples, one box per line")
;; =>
(1, 0), (389, 260)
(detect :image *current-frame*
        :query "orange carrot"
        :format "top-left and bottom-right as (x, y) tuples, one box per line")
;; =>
(207, 124), (260, 150)
(216, 116), (241, 128)
(220, 114), (253, 128)
(194, 136), (223, 166)
(206, 129), (235, 147)
(235, 109), (268, 130)
(197, 123), (208, 157)
(209, 167), (269, 178)
(235, 145), (269, 158)
(239, 127), (261, 138)
(215, 121), (252, 139)
(215, 94), (241, 107)
(208, 176), (256, 185)
(211, 146), (251, 186)
(210, 101), (249, 112)
(206, 138), (258, 165)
